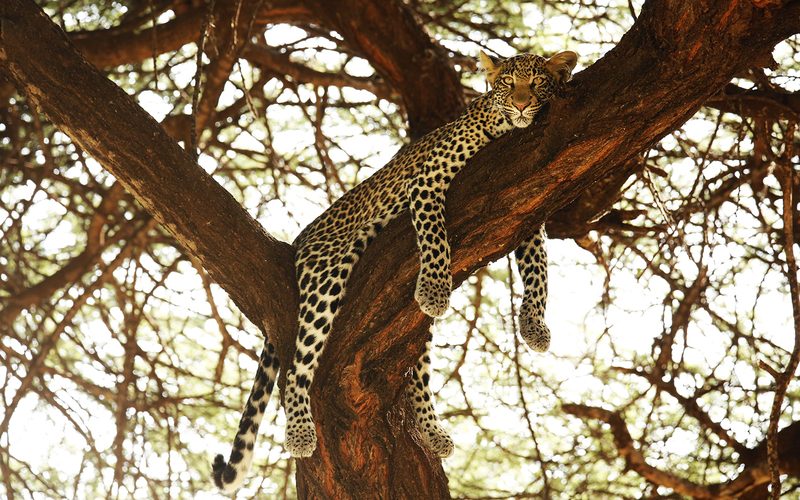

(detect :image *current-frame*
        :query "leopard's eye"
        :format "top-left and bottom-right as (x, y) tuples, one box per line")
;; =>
(501, 75), (514, 86)
(530, 76), (546, 87)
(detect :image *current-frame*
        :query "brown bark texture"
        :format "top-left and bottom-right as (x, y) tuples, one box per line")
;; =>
(1, 0), (799, 498)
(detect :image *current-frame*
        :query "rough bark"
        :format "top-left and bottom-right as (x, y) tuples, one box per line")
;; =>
(1, 0), (800, 499)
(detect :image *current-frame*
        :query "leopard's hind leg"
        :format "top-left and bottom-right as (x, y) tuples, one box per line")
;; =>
(212, 339), (280, 491)
(406, 329), (454, 458)
(514, 224), (551, 352)
(283, 221), (386, 457)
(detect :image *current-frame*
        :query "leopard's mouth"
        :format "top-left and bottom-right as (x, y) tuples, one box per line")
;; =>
(502, 104), (535, 128)
(511, 114), (533, 128)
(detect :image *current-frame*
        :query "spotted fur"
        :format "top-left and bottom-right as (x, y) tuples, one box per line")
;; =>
(212, 50), (577, 491)
(515, 225), (550, 352)
(406, 331), (455, 457)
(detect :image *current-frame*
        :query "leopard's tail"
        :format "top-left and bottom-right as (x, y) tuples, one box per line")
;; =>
(212, 339), (280, 492)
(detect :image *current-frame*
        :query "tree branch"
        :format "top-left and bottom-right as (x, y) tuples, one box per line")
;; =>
(241, 43), (395, 101)
(611, 364), (748, 456)
(706, 84), (800, 122)
(67, 1), (314, 69)
(562, 403), (800, 500)
(290, 0), (800, 495)
(0, 182), (133, 324)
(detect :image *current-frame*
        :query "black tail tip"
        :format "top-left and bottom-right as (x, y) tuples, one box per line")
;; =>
(211, 454), (227, 489)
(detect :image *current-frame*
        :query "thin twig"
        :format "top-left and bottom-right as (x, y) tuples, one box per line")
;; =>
(628, 0), (639, 22)
(236, 0), (266, 119)
(149, 0), (158, 91)
(191, 0), (217, 162)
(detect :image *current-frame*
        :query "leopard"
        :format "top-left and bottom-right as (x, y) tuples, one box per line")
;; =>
(212, 49), (578, 491)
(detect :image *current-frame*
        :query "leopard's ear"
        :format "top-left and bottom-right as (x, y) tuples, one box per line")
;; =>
(480, 50), (502, 86)
(546, 51), (578, 84)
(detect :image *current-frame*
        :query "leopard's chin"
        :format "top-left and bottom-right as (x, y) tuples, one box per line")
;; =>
(512, 116), (533, 128)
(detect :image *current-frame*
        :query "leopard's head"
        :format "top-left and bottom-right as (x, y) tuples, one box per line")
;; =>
(481, 50), (578, 128)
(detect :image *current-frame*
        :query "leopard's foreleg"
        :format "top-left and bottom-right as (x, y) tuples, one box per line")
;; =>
(514, 224), (551, 352)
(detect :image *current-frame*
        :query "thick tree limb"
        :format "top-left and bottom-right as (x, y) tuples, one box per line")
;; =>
(67, 0), (314, 69)
(546, 157), (643, 239)
(69, 6), (206, 68)
(707, 84), (800, 122)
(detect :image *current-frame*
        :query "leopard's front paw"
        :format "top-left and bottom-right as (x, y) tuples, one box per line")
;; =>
(414, 273), (452, 318)
(285, 413), (317, 458)
(520, 314), (550, 353)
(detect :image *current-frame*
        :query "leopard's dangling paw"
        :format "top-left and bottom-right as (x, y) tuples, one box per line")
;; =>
(285, 413), (317, 458)
(519, 311), (550, 353)
(415, 273), (452, 318)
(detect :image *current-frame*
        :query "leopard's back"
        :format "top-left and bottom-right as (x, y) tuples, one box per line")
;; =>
(293, 124), (453, 253)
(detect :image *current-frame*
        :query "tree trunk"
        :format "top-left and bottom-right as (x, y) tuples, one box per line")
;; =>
(1, 0), (799, 498)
